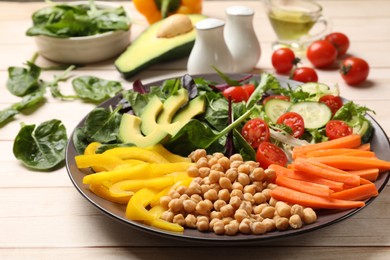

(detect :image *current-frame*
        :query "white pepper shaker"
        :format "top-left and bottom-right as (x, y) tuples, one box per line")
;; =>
(187, 18), (234, 74)
(224, 6), (261, 73)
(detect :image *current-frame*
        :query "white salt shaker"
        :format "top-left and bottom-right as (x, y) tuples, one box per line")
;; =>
(224, 6), (261, 72)
(187, 18), (234, 74)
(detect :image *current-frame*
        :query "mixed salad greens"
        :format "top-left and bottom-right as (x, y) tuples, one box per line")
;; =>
(73, 72), (374, 162)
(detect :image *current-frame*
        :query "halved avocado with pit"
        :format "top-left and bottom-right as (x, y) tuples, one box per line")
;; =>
(115, 14), (207, 79)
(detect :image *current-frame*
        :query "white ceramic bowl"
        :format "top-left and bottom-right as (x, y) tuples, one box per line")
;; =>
(33, 1), (131, 64)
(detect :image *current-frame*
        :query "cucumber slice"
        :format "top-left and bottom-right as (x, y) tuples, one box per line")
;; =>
(289, 102), (332, 129)
(264, 98), (291, 123)
(300, 82), (330, 94)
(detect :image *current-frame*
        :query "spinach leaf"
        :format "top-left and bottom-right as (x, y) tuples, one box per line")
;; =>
(6, 61), (41, 97)
(13, 119), (68, 170)
(232, 129), (256, 161)
(45, 65), (78, 100)
(72, 76), (123, 102)
(73, 106), (122, 154)
(246, 73), (281, 108)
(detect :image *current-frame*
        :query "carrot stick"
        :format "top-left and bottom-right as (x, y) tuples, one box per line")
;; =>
(269, 164), (344, 192)
(292, 134), (361, 159)
(271, 186), (365, 209)
(347, 168), (379, 182)
(331, 182), (378, 201)
(275, 175), (333, 198)
(305, 148), (375, 158)
(293, 158), (361, 187)
(308, 156), (390, 172)
(357, 143), (371, 151)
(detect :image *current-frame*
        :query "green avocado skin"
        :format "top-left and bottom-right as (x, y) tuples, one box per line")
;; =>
(115, 14), (207, 79)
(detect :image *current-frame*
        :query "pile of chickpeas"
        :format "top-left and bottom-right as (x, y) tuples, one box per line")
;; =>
(159, 149), (317, 235)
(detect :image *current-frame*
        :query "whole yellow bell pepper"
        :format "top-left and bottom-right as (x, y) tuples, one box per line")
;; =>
(133, 0), (202, 24)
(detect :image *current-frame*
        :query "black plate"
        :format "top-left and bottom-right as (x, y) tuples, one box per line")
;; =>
(65, 73), (390, 244)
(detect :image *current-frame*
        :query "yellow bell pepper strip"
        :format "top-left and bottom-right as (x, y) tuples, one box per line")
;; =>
(89, 183), (131, 204)
(126, 188), (158, 221)
(147, 217), (184, 232)
(145, 144), (191, 163)
(83, 163), (151, 185)
(133, 0), (202, 24)
(109, 176), (175, 197)
(149, 162), (192, 177)
(75, 154), (129, 172)
(103, 147), (170, 163)
(83, 142), (105, 172)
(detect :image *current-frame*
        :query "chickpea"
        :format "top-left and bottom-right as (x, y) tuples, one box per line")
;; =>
(264, 168), (276, 182)
(187, 182), (202, 195)
(209, 218), (219, 231)
(243, 193), (255, 204)
(275, 201), (291, 218)
(183, 199), (197, 213)
(210, 163), (224, 172)
(267, 183), (278, 190)
(234, 208), (249, 223)
(218, 156), (231, 171)
(252, 181), (264, 192)
(222, 217), (234, 225)
(253, 203), (267, 215)
(262, 218), (276, 232)
(230, 153), (243, 162)
(168, 198), (184, 213)
(204, 199), (214, 210)
(260, 206), (275, 219)
(198, 167), (211, 178)
(161, 210), (174, 222)
(180, 194), (190, 201)
(208, 157), (219, 167)
(250, 167), (265, 182)
(187, 165), (200, 177)
(238, 218), (252, 234)
(203, 177), (211, 186)
(261, 188), (272, 201)
(209, 183), (221, 193)
(237, 164), (251, 175)
(214, 199), (227, 211)
(302, 208), (317, 224)
(208, 170), (222, 184)
(237, 173), (250, 186)
(192, 177), (203, 184)
(220, 204), (235, 218)
(190, 194), (203, 204)
(289, 214), (303, 229)
(212, 220), (225, 235)
(239, 201), (253, 215)
(225, 168), (238, 183)
(196, 201), (210, 216)
(210, 211), (223, 220)
(212, 152), (225, 159)
(251, 221), (267, 235)
(290, 204), (304, 219)
(168, 189), (180, 199)
(230, 189), (243, 199)
(224, 221), (239, 235)
(173, 214), (186, 226)
(253, 192), (267, 205)
(229, 196), (242, 209)
(245, 160), (259, 168)
(190, 149), (207, 162)
(243, 184), (256, 195)
(196, 157), (209, 168)
(218, 189), (230, 202)
(159, 196), (171, 209)
(185, 214), (197, 228)
(275, 217), (290, 231)
(219, 177), (232, 190)
(200, 184), (210, 194)
(196, 219), (209, 232)
(204, 189), (218, 201)
(230, 160), (244, 169)
(231, 182), (243, 191)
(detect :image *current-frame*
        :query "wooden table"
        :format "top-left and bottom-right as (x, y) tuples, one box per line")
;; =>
(1, 1), (390, 259)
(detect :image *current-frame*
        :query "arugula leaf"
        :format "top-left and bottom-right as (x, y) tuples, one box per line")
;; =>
(7, 61), (41, 97)
(13, 119), (68, 170)
(72, 76), (123, 102)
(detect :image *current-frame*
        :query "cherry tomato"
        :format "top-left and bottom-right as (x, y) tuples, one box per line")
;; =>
(222, 84), (255, 102)
(262, 95), (290, 105)
(307, 40), (338, 68)
(325, 32), (350, 57)
(291, 67), (318, 83)
(241, 118), (270, 149)
(276, 112), (305, 138)
(271, 48), (299, 74)
(340, 57), (370, 85)
(325, 120), (353, 140)
(319, 95), (343, 116)
(256, 142), (288, 169)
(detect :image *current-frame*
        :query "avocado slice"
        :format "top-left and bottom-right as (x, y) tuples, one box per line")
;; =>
(171, 95), (206, 135)
(115, 14), (207, 79)
(119, 114), (169, 147)
(157, 88), (189, 125)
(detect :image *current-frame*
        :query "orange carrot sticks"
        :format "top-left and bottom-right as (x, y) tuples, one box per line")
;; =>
(293, 158), (361, 187)
(331, 182), (378, 201)
(292, 134), (361, 159)
(347, 168), (380, 182)
(275, 175), (333, 198)
(357, 143), (371, 151)
(271, 186), (365, 209)
(305, 149), (375, 158)
(308, 156), (390, 172)
(269, 164), (345, 192)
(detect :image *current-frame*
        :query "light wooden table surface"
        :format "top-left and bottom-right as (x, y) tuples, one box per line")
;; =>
(1, 1), (390, 259)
